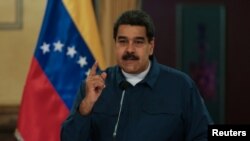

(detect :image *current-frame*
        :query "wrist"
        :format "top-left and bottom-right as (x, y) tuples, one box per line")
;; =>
(79, 98), (95, 116)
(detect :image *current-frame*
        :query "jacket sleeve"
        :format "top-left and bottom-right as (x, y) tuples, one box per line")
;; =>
(60, 82), (92, 141)
(184, 81), (213, 141)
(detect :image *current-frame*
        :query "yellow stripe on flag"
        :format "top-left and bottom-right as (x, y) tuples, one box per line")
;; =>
(63, 0), (106, 70)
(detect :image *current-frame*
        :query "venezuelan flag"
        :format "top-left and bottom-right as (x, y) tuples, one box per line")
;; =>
(16, 0), (106, 140)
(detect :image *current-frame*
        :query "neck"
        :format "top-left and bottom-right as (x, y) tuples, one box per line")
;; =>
(122, 61), (151, 86)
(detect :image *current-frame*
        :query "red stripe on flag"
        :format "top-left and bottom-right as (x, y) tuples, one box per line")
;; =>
(17, 57), (69, 141)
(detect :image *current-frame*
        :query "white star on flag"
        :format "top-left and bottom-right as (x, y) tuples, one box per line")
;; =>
(77, 56), (87, 68)
(67, 46), (77, 58)
(53, 40), (64, 52)
(40, 42), (50, 54)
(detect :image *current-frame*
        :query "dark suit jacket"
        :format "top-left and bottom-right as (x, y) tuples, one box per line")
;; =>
(61, 57), (213, 141)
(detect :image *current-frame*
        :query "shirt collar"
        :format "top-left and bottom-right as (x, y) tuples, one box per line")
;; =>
(140, 56), (160, 88)
(121, 61), (151, 86)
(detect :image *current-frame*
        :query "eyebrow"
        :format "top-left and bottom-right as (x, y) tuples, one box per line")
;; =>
(117, 36), (145, 40)
(117, 36), (127, 40)
(134, 37), (145, 40)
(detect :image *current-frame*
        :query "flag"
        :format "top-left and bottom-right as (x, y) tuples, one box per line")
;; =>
(15, 0), (106, 140)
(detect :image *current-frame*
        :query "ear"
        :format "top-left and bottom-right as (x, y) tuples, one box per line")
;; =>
(149, 38), (155, 55)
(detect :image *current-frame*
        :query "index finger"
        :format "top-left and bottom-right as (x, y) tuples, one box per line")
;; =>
(89, 61), (98, 76)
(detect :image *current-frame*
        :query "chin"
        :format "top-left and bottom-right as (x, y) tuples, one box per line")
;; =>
(119, 62), (139, 73)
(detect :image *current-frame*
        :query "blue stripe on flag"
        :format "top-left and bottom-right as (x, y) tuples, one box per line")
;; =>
(34, 0), (94, 109)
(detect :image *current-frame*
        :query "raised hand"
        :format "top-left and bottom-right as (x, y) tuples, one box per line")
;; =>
(79, 62), (107, 115)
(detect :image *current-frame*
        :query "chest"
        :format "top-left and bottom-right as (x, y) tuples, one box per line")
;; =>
(91, 85), (185, 141)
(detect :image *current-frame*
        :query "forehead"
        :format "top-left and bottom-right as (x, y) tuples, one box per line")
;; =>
(117, 25), (147, 39)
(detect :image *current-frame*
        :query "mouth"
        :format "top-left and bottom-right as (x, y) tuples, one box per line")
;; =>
(123, 59), (137, 63)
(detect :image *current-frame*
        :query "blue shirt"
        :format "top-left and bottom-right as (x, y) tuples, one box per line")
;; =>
(61, 57), (213, 141)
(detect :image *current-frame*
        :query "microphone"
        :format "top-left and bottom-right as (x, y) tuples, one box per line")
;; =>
(119, 81), (129, 90)
(113, 81), (129, 140)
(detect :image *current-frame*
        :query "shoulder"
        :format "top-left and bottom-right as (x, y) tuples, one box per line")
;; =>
(157, 64), (194, 88)
(101, 65), (121, 82)
(103, 65), (119, 77)
(104, 65), (118, 73)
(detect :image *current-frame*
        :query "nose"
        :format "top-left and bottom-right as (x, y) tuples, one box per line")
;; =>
(125, 41), (135, 53)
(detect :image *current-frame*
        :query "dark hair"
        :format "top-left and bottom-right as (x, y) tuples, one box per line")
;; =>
(113, 10), (155, 42)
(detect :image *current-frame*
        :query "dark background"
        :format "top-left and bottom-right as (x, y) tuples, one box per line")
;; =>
(142, 0), (250, 124)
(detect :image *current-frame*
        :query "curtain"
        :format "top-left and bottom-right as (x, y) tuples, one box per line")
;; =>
(97, 0), (141, 66)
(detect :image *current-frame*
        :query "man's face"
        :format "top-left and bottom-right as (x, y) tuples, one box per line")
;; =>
(115, 25), (154, 74)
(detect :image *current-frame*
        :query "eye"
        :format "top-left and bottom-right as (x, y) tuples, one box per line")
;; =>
(134, 40), (144, 44)
(133, 40), (145, 46)
(117, 39), (128, 46)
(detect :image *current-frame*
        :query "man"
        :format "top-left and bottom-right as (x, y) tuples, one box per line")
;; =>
(61, 10), (212, 141)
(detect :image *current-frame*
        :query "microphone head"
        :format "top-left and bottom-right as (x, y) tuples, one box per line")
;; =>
(119, 81), (129, 90)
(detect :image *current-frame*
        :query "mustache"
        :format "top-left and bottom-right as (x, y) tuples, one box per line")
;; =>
(122, 53), (139, 60)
